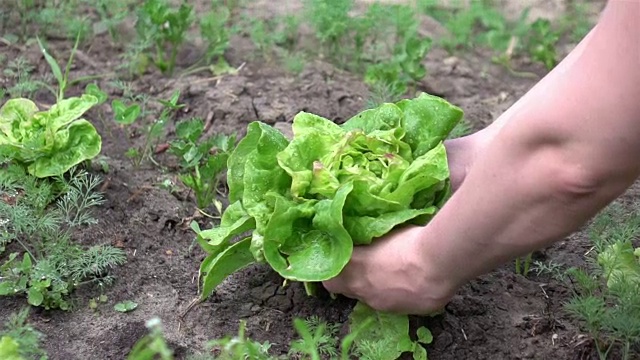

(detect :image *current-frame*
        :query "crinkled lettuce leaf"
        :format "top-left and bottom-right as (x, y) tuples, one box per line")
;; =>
(0, 94), (102, 177)
(195, 92), (463, 298)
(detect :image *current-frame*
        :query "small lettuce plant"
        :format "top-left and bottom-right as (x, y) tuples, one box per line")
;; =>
(0, 93), (102, 177)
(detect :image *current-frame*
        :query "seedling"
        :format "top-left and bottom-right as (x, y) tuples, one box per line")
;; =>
(168, 118), (237, 212)
(515, 253), (533, 277)
(134, 0), (194, 75)
(111, 90), (184, 168)
(525, 19), (560, 70)
(114, 300), (138, 313)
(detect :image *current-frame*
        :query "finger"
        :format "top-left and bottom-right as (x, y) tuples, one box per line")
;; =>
(321, 278), (343, 295)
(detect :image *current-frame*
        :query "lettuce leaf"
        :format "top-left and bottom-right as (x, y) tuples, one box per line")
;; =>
(195, 92), (463, 297)
(0, 94), (102, 177)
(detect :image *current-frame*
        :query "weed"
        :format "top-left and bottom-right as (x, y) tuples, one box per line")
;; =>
(288, 316), (341, 359)
(111, 88), (183, 168)
(1, 0), (91, 43)
(169, 118), (236, 211)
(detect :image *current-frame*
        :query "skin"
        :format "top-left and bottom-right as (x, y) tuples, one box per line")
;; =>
(323, 0), (640, 314)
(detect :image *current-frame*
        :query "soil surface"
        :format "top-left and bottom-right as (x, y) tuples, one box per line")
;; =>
(0, 1), (622, 359)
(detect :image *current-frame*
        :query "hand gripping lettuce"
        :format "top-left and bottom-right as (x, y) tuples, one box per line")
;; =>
(194, 92), (463, 299)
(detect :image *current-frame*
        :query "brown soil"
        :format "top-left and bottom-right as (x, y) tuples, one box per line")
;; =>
(0, 1), (621, 359)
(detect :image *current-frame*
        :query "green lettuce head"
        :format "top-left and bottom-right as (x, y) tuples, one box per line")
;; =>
(195, 92), (464, 298)
(0, 94), (102, 178)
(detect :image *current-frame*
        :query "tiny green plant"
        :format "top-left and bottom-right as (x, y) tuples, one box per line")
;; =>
(134, 0), (194, 75)
(114, 300), (139, 313)
(89, 0), (132, 42)
(564, 203), (640, 360)
(199, 3), (232, 65)
(168, 118), (237, 212)
(515, 253), (533, 277)
(111, 90), (184, 168)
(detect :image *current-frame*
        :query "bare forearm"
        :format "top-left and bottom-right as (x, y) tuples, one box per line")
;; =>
(422, 0), (640, 288)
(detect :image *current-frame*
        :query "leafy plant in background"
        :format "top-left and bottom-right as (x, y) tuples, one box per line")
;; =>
(168, 118), (237, 212)
(134, 0), (194, 75)
(199, 3), (232, 65)
(111, 90), (183, 168)
(0, 0), (91, 43)
(192, 92), (461, 359)
(564, 204), (640, 360)
(524, 19), (560, 70)
(0, 165), (127, 310)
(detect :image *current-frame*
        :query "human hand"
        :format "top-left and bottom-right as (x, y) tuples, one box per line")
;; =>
(322, 225), (459, 315)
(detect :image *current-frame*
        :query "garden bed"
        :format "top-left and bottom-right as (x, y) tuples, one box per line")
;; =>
(1, 1), (623, 359)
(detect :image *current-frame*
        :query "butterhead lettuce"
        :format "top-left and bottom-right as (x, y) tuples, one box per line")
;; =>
(0, 94), (102, 178)
(195, 92), (464, 298)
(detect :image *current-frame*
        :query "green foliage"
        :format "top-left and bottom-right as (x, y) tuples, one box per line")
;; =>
(111, 89), (183, 168)
(192, 93), (460, 360)
(114, 300), (139, 313)
(0, 308), (47, 360)
(0, 166), (127, 310)
(564, 204), (640, 360)
(431, 0), (547, 72)
(0, 0), (92, 42)
(349, 302), (433, 360)
(288, 316), (340, 359)
(206, 320), (274, 359)
(199, 3), (232, 65)
(134, 0), (195, 75)
(524, 19), (561, 70)
(194, 93), (461, 297)
(305, 1), (433, 97)
(89, 0), (132, 42)
(0, 92), (102, 178)
(169, 118), (237, 211)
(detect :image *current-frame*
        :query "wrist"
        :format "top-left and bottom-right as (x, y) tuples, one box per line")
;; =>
(409, 228), (463, 302)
